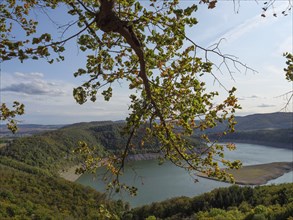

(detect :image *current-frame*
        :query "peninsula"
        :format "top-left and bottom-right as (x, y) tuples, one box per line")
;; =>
(198, 161), (293, 185)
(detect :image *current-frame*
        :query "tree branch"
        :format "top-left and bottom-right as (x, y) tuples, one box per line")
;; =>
(76, 0), (96, 15)
(33, 20), (95, 49)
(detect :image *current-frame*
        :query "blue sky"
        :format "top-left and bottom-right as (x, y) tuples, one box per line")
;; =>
(0, 1), (292, 124)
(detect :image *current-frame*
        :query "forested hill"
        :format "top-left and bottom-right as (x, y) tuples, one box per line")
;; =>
(0, 157), (128, 219)
(0, 121), (142, 172)
(0, 121), (202, 173)
(234, 112), (292, 130)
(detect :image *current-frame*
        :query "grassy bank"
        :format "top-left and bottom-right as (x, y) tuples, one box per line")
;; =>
(59, 165), (83, 182)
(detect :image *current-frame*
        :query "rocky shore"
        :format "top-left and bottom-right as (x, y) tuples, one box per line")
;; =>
(126, 153), (161, 161)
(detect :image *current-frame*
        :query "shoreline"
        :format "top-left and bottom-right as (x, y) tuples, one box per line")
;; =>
(60, 161), (292, 184)
(197, 162), (293, 185)
(213, 139), (292, 150)
(59, 147), (292, 184)
(59, 153), (161, 182)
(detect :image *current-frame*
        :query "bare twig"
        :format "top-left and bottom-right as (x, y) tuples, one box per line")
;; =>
(276, 90), (293, 111)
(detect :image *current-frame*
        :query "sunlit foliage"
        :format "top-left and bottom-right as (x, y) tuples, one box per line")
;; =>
(0, 102), (24, 133)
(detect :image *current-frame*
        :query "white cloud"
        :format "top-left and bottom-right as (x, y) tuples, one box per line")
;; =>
(14, 72), (44, 78)
(0, 71), (132, 123)
(208, 2), (288, 46)
(247, 95), (259, 99)
(20, 93), (131, 124)
(1, 82), (65, 96)
(1, 72), (69, 96)
(238, 95), (261, 101)
(257, 103), (276, 108)
(223, 18), (265, 43)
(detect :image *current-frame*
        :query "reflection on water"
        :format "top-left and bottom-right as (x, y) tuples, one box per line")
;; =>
(77, 159), (230, 207)
(223, 143), (293, 165)
(76, 143), (293, 207)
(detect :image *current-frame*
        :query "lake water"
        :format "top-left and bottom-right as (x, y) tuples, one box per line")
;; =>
(76, 143), (293, 207)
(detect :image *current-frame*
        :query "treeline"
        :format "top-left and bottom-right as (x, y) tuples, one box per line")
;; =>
(123, 183), (293, 220)
(0, 162), (128, 219)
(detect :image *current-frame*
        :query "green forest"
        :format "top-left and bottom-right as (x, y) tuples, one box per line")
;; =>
(0, 160), (127, 219)
(126, 183), (293, 220)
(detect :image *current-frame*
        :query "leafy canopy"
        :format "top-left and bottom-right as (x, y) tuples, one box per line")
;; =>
(0, 102), (24, 133)
(281, 52), (293, 111)
(284, 52), (293, 82)
(2, 0), (281, 192)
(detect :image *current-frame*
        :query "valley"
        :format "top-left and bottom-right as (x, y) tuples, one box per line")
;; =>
(0, 112), (292, 219)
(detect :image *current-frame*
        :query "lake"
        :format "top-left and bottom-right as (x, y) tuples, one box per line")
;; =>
(76, 143), (293, 207)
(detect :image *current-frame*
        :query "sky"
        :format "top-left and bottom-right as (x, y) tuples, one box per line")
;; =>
(0, 1), (292, 125)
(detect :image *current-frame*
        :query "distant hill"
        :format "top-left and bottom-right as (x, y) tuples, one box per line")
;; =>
(0, 124), (65, 137)
(1, 113), (292, 171)
(235, 112), (292, 130)
(209, 128), (293, 149)
(205, 112), (293, 133)
(1, 112), (291, 137)
(206, 112), (293, 149)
